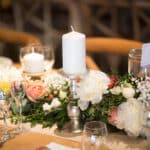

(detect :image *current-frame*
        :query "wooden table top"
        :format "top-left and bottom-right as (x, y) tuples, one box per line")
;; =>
(0, 132), (81, 150)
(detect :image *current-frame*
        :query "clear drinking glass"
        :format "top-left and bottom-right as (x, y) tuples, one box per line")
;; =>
(0, 83), (11, 143)
(82, 121), (108, 150)
(128, 49), (150, 77)
(128, 49), (142, 77)
(20, 45), (45, 74)
(20, 45), (55, 73)
(10, 80), (25, 134)
(0, 99), (11, 143)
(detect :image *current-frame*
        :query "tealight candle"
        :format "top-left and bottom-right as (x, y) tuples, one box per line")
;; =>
(23, 52), (44, 73)
(62, 30), (86, 75)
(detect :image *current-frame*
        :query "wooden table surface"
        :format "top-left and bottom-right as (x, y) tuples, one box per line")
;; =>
(0, 132), (81, 150)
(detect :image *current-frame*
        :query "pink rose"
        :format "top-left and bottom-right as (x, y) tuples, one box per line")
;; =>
(26, 83), (46, 102)
(108, 108), (118, 125)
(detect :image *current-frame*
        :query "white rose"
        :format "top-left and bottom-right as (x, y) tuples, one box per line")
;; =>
(76, 70), (110, 104)
(78, 100), (89, 111)
(122, 87), (135, 99)
(51, 98), (61, 108)
(59, 90), (67, 99)
(110, 86), (121, 95)
(115, 99), (147, 137)
(43, 103), (51, 111)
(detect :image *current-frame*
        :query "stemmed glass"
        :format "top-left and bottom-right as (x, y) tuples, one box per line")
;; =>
(82, 121), (108, 150)
(10, 80), (26, 134)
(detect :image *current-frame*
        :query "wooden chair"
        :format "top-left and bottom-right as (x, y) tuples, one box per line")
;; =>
(86, 37), (143, 71)
(0, 28), (41, 46)
(0, 28), (41, 62)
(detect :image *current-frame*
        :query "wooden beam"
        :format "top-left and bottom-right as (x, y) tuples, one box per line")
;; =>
(92, 17), (120, 37)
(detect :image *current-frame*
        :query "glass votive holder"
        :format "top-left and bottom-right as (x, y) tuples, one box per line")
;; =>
(82, 121), (108, 150)
(20, 45), (55, 74)
(128, 49), (142, 77)
(20, 46), (45, 74)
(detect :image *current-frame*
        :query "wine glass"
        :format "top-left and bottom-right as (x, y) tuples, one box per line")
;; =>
(10, 80), (26, 134)
(82, 121), (108, 150)
(42, 46), (55, 72)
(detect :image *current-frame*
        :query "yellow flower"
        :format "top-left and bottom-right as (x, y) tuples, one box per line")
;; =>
(0, 81), (11, 95)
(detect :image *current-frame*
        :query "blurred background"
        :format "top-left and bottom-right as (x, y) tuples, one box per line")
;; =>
(0, 0), (149, 74)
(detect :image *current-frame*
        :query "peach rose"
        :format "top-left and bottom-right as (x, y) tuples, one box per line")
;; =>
(26, 83), (46, 102)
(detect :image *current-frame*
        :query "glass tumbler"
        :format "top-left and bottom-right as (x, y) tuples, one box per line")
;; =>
(20, 45), (55, 73)
(82, 121), (108, 150)
(128, 49), (142, 77)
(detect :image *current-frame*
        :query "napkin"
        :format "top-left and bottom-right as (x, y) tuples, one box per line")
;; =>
(46, 142), (80, 150)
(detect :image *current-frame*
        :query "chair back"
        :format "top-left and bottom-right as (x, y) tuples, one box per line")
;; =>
(0, 28), (41, 62)
(86, 37), (142, 71)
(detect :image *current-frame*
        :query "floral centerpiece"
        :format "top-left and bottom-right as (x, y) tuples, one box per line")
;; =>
(3, 69), (149, 137)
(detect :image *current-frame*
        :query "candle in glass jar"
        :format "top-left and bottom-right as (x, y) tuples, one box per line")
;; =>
(62, 31), (86, 75)
(23, 52), (44, 73)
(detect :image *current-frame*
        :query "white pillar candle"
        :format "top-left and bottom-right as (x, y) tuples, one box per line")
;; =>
(62, 31), (86, 75)
(23, 52), (44, 73)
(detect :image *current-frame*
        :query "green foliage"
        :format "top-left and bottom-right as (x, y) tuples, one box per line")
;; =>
(10, 74), (133, 131)
(81, 92), (126, 124)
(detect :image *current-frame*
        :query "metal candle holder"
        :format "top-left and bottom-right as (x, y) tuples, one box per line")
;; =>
(59, 69), (87, 135)
(66, 75), (82, 134)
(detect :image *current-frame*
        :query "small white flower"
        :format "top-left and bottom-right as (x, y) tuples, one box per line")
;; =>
(137, 79), (150, 108)
(50, 98), (61, 108)
(59, 90), (67, 99)
(122, 87), (135, 99)
(110, 86), (121, 95)
(44, 73), (68, 89)
(43, 103), (51, 111)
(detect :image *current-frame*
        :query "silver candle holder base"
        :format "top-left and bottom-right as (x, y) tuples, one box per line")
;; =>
(66, 101), (82, 134)
(58, 70), (88, 135)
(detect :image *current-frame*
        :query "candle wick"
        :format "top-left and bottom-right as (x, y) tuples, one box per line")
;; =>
(71, 26), (74, 31)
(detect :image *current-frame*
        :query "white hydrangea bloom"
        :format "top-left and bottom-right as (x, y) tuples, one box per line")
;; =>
(0, 67), (22, 82)
(110, 86), (121, 95)
(137, 79), (150, 108)
(76, 70), (110, 105)
(115, 98), (147, 137)
(44, 73), (68, 89)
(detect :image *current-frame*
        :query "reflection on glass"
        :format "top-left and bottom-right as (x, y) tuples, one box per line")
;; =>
(82, 121), (108, 150)
(20, 45), (55, 73)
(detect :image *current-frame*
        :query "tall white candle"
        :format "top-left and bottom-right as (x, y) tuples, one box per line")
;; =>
(62, 31), (86, 75)
(23, 52), (44, 73)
